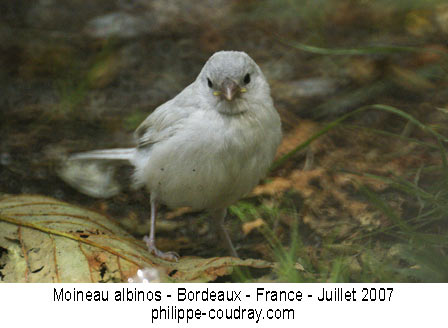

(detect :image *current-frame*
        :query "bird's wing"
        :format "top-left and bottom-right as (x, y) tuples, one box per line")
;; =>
(134, 85), (198, 149)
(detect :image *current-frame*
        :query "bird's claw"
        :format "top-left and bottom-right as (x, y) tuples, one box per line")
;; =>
(143, 235), (179, 262)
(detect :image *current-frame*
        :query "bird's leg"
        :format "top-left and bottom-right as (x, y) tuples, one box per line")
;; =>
(143, 198), (179, 261)
(212, 208), (239, 258)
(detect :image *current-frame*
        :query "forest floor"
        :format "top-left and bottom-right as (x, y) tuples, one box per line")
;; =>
(1, 0), (448, 282)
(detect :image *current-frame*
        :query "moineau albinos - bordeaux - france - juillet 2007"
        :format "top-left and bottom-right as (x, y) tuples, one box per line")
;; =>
(53, 286), (394, 303)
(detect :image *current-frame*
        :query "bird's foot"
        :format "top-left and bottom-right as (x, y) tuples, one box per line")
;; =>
(143, 235), (179, 262)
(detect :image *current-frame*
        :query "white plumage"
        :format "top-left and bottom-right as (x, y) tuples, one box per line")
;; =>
(60, 51), (282, 260)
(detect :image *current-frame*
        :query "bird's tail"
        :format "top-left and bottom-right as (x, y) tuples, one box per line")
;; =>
(69, 148), (135, 161)
(58, 148), (136, 198)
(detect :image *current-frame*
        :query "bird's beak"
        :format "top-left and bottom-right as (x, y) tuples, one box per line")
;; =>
(220, 78), (240, 101)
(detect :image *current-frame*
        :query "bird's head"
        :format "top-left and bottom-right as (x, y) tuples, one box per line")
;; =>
(197, 51), (270, 115)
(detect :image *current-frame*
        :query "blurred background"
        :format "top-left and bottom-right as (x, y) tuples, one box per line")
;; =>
(1, 0), (448, 282)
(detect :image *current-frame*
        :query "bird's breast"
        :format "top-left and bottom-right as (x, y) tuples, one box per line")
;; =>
(140, 108), (281, 210)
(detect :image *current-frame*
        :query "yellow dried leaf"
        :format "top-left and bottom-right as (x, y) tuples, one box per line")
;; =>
(295, 262), (305, 271)
(252, 178), (292, 196)
(276, 120), (319, 158)
(242, 218), (266, 235)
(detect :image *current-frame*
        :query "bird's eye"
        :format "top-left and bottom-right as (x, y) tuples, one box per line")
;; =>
(207, 78), (213, 88)
(243, 73), (251, 84)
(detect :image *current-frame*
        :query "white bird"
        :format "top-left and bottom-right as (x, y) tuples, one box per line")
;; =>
(60, 51), (282, 261)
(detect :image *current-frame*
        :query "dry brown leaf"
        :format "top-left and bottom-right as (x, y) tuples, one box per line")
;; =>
(252, 177), (292, 196)
(258, 126), (429, 238)
(0, 194), (272, 283)
(294, 262), (305, 271)
(275, 120), (319, 158)
(242, 218), (266, 235)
